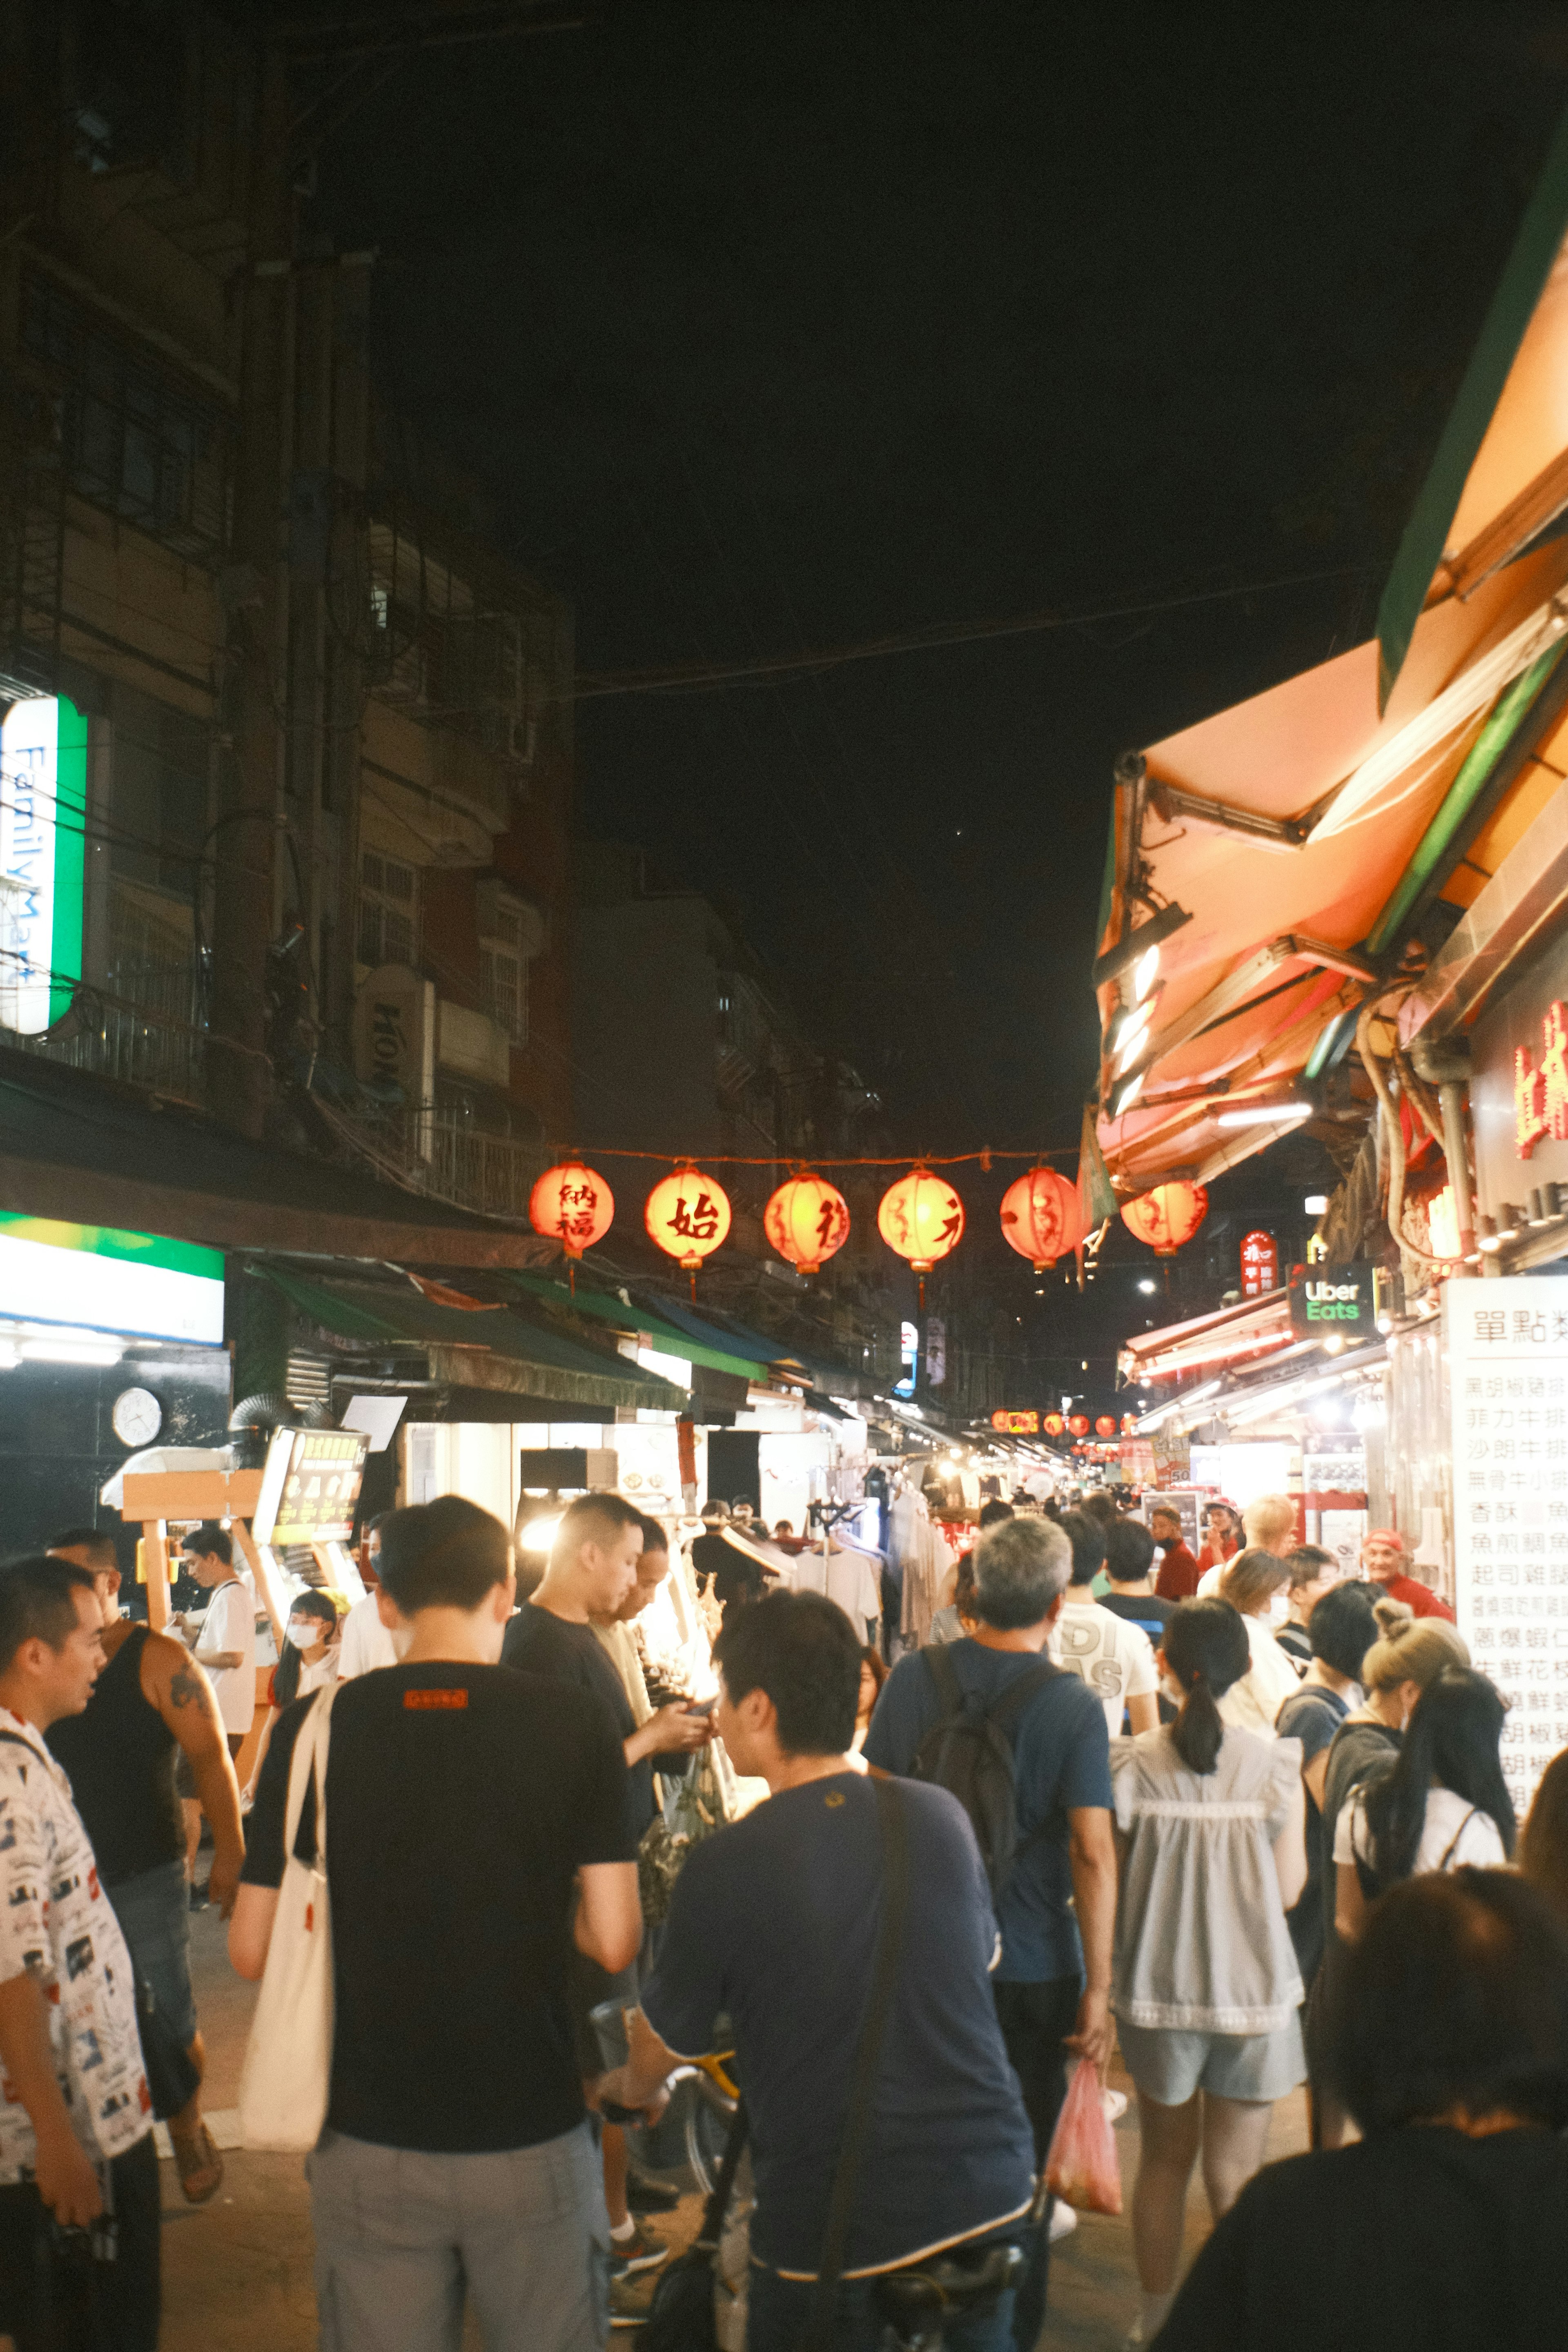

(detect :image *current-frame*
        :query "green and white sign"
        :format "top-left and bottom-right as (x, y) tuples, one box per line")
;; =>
(0, 695), (88, 1035)
(0, 1214), (224, 1343)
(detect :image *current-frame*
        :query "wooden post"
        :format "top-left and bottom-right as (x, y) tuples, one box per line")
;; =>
(143, 1522), (171, 1632)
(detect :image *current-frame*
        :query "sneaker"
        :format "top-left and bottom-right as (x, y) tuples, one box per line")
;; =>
(1048, 2200), (1078, 2243)
(628, 2175), (682, 2214)
(1101, 2088), (1129, 2125)
(608, 2216), (668, 2277)
(608, 2272), (656, 2329)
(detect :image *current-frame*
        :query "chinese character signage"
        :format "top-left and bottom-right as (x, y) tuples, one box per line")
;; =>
(991, 1409), (1040, 1435)
(1445, 1274), (1568, 1814)
(1468, 930), (1568, 1213)
(1239, 1229), (1278, 1298)
(254, 1428), (370, 1549)
(1288, 1263), (1377, 1340)
(0, 695), (88, 1036)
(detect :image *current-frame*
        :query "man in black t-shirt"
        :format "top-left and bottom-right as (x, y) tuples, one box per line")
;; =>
(600, 1591), (1036, 2351)
(230, 1497), (640, 2352)
(501, 1494), (711, 2289)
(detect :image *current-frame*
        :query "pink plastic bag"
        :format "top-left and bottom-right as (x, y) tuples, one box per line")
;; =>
(1043, 2058), (1123, 2215)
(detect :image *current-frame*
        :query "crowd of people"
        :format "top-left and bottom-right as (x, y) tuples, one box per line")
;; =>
(1, 1484), (1566, 2352)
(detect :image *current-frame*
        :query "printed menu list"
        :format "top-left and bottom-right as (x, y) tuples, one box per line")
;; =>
(1445, 1275), (1568, 1814)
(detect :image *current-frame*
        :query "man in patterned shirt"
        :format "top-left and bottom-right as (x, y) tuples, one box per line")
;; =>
(0, 1554), (158, 2350)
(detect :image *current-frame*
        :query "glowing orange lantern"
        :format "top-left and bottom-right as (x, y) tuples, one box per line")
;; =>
(1000, 1166), (1085, 1271)
(1095, 1415), (1117, 1437)
(764, 1172), (850, 1274)
(1043, 1411), (1066, 1436)
(528, 1160), (615, 1261)
(645, 1166), (732, 1271)
(1068, 1414), (1091, 1437)
(877, 1167), (964, 1273)
(1121, 1180), (1208, 1257)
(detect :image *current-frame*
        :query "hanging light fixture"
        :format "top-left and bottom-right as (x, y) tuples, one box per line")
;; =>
(764, 1172), (851, 1274)
(645, 1166), (732, 1280)
(999, 1167), (1084, 1272)
(528, 1160), (615, 1261)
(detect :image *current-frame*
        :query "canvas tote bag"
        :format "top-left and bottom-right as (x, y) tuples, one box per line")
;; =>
(238, 1684), (337, 2151)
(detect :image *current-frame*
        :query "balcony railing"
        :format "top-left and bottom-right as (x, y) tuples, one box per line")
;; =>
(4, 886), (203, 1103)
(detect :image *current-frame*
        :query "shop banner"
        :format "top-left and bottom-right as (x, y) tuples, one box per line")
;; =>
(1445, 1273), (1568, 1813)
(1288, 1262), (1378, 1340)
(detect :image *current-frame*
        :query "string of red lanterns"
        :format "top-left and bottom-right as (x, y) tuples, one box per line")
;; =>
(527, 1158), (1208, 1284)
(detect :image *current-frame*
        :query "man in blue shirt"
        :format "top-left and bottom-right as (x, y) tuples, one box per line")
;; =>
(600, 1590), (1036, 2352)
(863, 1514), (1116, 2350)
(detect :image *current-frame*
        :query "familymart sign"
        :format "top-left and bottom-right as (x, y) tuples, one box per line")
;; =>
(0, 695), (88, 1035)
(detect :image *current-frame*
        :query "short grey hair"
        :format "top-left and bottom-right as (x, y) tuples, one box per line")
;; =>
(971, 1514), (1071, 1630)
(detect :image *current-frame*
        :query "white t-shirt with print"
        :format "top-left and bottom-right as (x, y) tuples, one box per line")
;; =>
(196, 1578), (257, 1735)
(0, 1713), (151, 2182)
(1052, 1593), (1158, 1736)
(1335, 1781), (1507, 1876)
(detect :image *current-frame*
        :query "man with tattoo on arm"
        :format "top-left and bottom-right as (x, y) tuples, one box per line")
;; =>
(46, 1528), (245, 2204)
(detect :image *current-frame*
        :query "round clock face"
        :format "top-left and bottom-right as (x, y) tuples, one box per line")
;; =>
(111, 1386), (162, 1448)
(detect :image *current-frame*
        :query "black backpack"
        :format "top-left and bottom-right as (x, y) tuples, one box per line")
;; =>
(907, 1646), (1058, 1898)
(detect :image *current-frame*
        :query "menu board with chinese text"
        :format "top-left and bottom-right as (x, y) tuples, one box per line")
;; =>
(1445, 1274), (1568, 1814)
(253, 1427), (369, 1548)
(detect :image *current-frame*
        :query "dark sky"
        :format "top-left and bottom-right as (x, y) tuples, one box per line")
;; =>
(308, 0), (1566, 1163)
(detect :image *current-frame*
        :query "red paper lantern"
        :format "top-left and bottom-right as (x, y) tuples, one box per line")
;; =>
(1121, 1180), (1208, 1257)
(1043, 1411), (1066, 1436)
(877, 1167), (964, 1273)
(999, 1166), (1085, 1271)
(1068, 1414), (1091, 1437)
(764, 1172), (850, 1274)
(1095, 1414), (1117, 1437)
(528, 1160), (615, 1260)
(645, 1167), (732, 1270)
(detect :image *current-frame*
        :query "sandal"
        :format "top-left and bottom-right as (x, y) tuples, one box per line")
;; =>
(170, 2117), (225, 2204)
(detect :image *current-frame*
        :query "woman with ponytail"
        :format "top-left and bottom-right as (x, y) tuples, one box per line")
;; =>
(1110, 1598), (1308, 2346)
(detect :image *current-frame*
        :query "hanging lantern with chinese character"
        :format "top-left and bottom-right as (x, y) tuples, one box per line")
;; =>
(1043, 1411), (1066, 1436)
(878, 1167), (964, 1309)
(1068, 1414), (1091, 1437)
(645, 1167), (732, 1274)
(764, 1172), (850, 1275)
(1121, 1180), (1208, 1257)
(528, 1160), (615, 1262)
(999, 1166), (1085, 1272)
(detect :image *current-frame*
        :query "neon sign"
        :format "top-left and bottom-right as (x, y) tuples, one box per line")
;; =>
(1515, 1000), (1568, 1158)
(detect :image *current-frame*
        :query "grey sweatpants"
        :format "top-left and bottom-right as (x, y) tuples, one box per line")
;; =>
(305, 2120), (609, 2352)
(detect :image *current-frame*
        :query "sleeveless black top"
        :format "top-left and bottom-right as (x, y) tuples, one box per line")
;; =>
(48, 1624), (183, 1884)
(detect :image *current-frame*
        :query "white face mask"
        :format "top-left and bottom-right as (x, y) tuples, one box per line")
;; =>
(287, 1621), (320, 1650)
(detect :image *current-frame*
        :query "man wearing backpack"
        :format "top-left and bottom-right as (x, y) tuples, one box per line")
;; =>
(863, 1513), (1116, 2350)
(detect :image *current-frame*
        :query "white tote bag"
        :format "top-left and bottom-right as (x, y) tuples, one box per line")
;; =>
(238, 1685), (337, 2152)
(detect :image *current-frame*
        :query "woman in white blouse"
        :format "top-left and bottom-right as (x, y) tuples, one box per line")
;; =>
(1214, 1549), (1302, 1738)
(1334, 1666), (1514, 1942)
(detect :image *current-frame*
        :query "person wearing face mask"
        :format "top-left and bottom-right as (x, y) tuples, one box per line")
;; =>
(240, 1590), (340, 1804)
(1305, 1597), (1469, 2149)
(1213, 1550), (1301, 1739)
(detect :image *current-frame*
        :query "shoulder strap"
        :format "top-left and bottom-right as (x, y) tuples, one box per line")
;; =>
(802, 1775), (910, 2350)
(283, 1687), (332, 1861)
(1435, 1805), (1482, 1872)
(922, 1642), (964, 1716)
(689, 2098), (750, 2255)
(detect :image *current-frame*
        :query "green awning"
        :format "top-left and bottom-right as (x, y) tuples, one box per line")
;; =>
(1378, 102), (1568, 709)
(257, 1268), (688, 1414)
(502, 1270), (769, 1382)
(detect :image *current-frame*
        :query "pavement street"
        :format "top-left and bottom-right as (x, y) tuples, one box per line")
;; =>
(145, 1908), (1308, 2349)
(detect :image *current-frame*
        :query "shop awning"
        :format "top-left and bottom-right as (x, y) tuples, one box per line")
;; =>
(0, 1049), (557, 1269)
(501, 1270), (770, 1382)
(1093, 539), (1568, 1193)
(255, 1267), (689, 1415)
(1379, 105), (1568, 706)
(1120, 1289), (1296, 1385)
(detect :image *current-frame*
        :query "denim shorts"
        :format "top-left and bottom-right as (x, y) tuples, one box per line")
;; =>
(1116, 2013), (1305, 2106)
(109, 1857), (198, 2049)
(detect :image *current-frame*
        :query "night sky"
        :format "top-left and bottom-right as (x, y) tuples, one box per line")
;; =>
(303, 3), (1567, 1388)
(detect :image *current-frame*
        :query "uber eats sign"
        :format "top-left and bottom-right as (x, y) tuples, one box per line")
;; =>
(0, 696), (88, 1035)
(1289, 1263), (1377, 1341)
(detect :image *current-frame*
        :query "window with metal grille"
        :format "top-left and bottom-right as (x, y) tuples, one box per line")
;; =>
(358, 850), (419, 969)
(479, 896), (529, 1046)
(22, 276), (232, 565)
